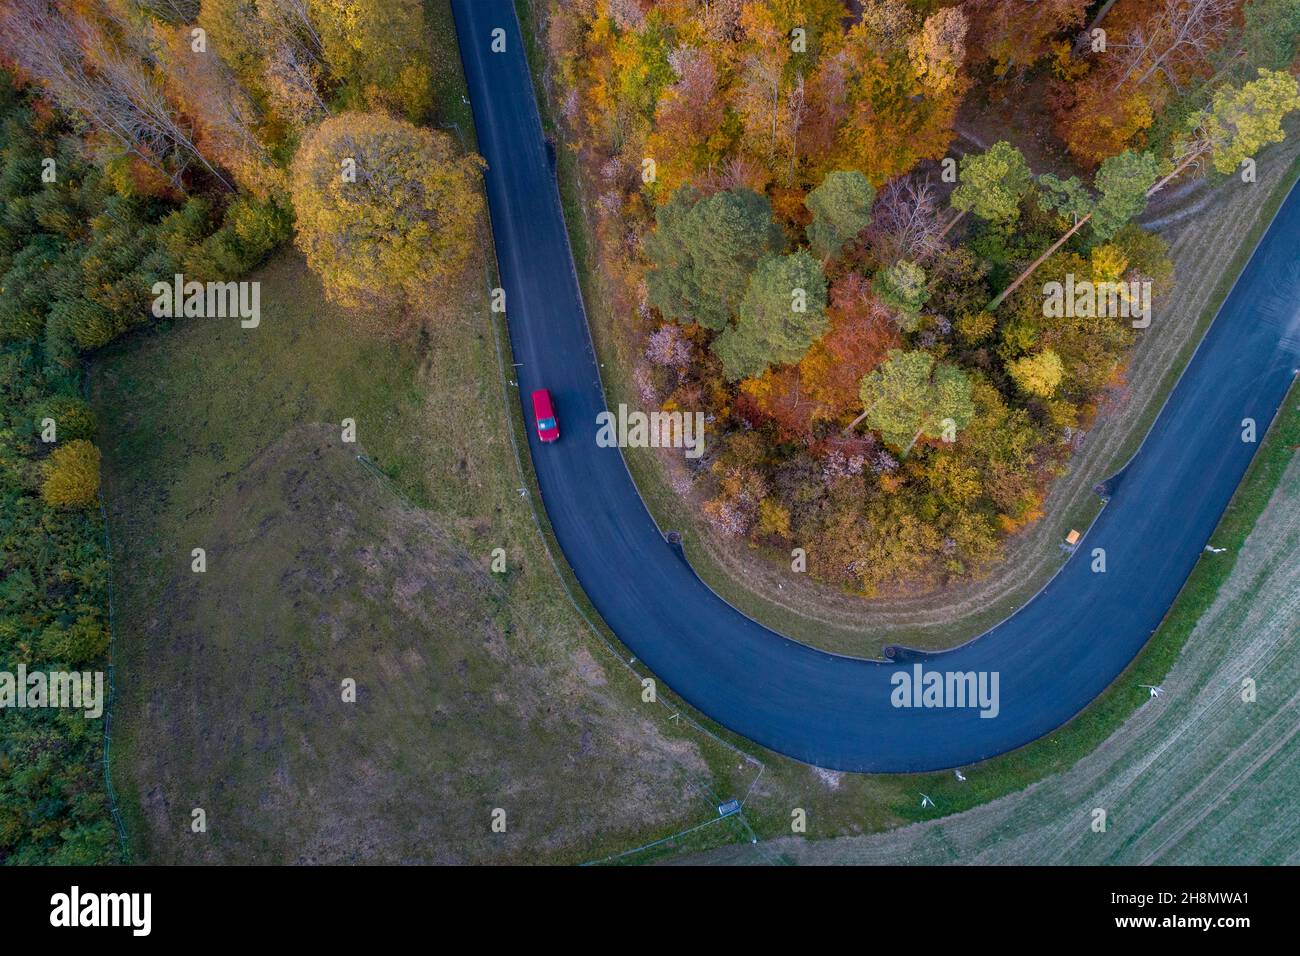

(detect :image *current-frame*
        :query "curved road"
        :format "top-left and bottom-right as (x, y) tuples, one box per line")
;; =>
(451, 0), (1300, 772)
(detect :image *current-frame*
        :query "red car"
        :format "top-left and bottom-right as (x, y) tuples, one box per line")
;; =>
(531, 389), (560, 442)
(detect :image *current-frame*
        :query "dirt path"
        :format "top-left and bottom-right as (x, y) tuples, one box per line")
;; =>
(675, 452), (1300, 864)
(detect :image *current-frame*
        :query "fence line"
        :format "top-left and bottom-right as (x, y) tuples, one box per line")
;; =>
(84, 372), (130, 861)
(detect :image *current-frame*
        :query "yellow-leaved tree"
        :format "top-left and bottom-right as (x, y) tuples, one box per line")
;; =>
(41, 440), (101, 510)
(1009, 349), (1065, 398)
(310, 0), (435, 119)
(291, 112), (485, 319)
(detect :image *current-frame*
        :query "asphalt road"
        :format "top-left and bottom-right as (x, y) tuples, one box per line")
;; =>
(451, 0), (1300, 772)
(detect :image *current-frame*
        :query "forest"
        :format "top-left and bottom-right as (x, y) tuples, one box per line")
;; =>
(539, 0), (1300, 595)
(0, 0), (483, 863)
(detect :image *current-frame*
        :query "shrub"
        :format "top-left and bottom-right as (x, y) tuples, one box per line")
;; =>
(227, 197), (292, 262)
(37, 616), (109, 666)
(30, 394), (96, 443)
(40, 439), (100, 509)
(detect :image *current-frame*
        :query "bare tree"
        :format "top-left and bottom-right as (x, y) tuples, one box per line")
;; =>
(607, 0), (647, 31)
(159, 27), (279, 194)
(697, 154), (765, 195)
(1110, 0), (1236, 91)
(663, 46), (722, 140)
(0, 0), (233, 189)
(264, 39), (329, 126)
(134, 0), (202, 24)
(739, 50), (785, 159)
(866, 176), (943, 263)
(263, 0), (323, 59)
(782, 73), (806, 181)
(701, 0), (744, 43)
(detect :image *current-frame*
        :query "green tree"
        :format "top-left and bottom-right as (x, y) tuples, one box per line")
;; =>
(30, 395), (96, 443)
(713, 250), (828, 380)
(0, 73), (119, 867)
(290, 112), (485, 315)
(853, 349), (975, 449)
(1090, 150), (1161, 241)
(0, 236), (67, 341)
(1241, 0), (1300, 71)
(646, 186), (783, 331)
(37, 616), (109, 666)
(1197, 69), (1300, 175)
(805, 170), (875, 262)
(948, 140), (1032, 230)
(873, 260), (930, 331)
(990, 149), (1159, 309)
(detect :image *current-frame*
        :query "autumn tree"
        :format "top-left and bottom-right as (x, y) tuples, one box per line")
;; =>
(801, 47), (852, 163)
(713, 249), (828, 380)
(646, 186), (783, 330)
(290, 112), (484, 314)
(733, 0), (845, 179)
(964, 0), (1089, 79)
(1009, 349), (1065, 397)
(310, 0), (434, 119)
(1112, 223), (1175, 296)
(1192, 68), (1300, 174)
(198, 0), (328, 132)
(1053, 76), (1155, 168)
(853, 349), (975, 449)
(0, 0), (234, 190)
(908, 7), (968, 97)
(798, 272), (900, 418)
(645, 45), (727, 196)
(1109, 0), (1237, 92)
(827, 5), (967, 184)
(804, 169), (875, 261)
(577, 3), (675, 153)
(158, 25), (283, 198)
